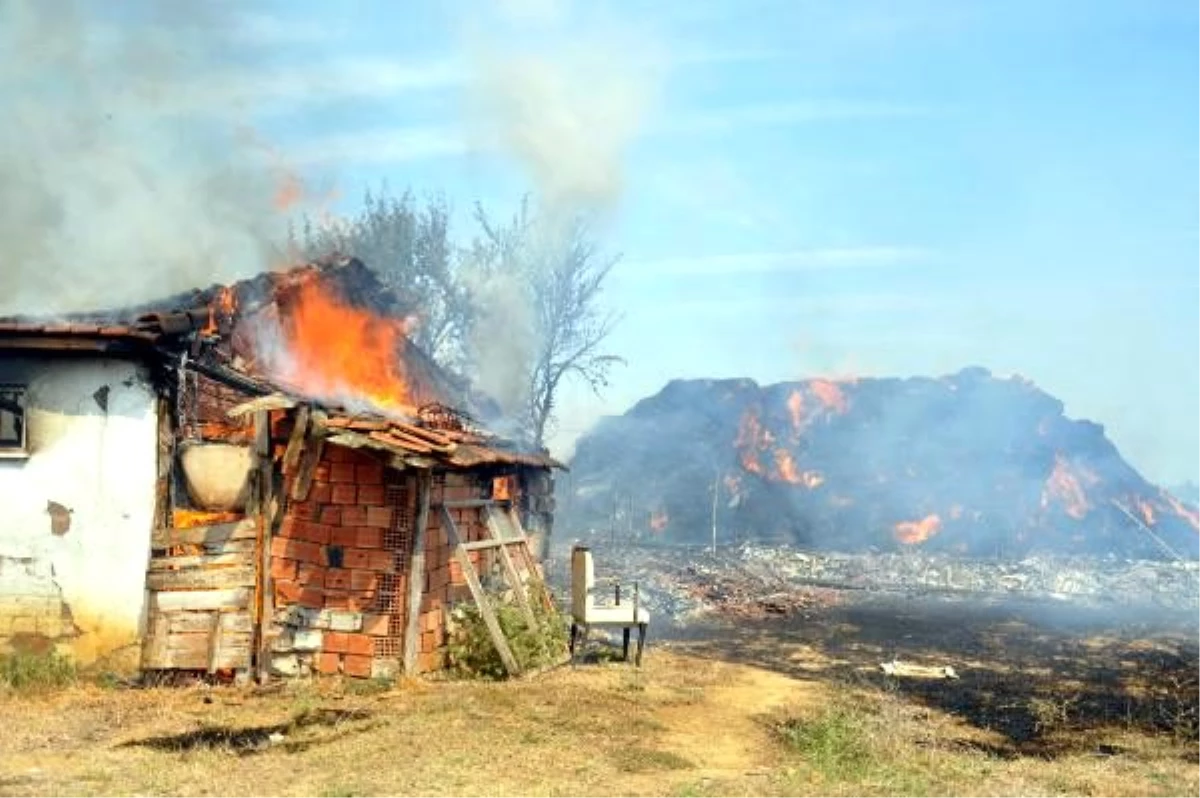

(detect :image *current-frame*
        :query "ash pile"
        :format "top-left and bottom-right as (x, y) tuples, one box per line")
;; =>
(564, 370), (1200, 561)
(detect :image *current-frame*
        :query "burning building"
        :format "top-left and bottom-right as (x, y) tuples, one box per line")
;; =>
(0, 257), (559, 679)
(565, 372), (1199, 560)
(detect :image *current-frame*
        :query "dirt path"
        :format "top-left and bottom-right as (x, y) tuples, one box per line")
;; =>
(647, 660), (817, 784)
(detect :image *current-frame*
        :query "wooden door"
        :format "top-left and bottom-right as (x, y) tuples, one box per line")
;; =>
(140, 518), (258, 673)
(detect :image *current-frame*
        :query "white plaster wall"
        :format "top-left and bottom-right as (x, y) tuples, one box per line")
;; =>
(0, 356), (158, 662)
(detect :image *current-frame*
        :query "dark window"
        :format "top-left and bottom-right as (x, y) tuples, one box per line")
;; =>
(0, 385), (28, 456)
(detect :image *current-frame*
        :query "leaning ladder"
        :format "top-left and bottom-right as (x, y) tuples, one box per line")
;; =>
(437, 500), (545, 677)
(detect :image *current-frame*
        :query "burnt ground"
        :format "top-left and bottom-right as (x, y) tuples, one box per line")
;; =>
(657, 589), (1199, 758)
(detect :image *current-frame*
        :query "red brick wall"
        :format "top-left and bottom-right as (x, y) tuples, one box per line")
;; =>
(267, 437), (552, 679)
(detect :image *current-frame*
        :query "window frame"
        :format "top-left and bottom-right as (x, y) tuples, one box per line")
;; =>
(0, 384), (29, 458)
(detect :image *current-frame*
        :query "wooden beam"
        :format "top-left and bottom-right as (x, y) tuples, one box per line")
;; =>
(151, 588), (251, 612)
(290, 434), (324, 502)
(403, 471), (432, 677)
(227, 393), (297, 418)
(441, 505), (520, 677)
(281, 405), (310, 475)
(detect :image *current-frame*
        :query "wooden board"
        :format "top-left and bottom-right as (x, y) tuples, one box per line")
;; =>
(150, 588), (251, 612)
(151, 519), (257, 549)
(403, 472), (432, 677)
(148, 552), (252, 571)
(483, 505), (536, 628)
(141, 611), (253, 670)
(146, 565), (257, 591)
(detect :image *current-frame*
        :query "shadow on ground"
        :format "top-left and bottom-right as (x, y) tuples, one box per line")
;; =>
(659, 592), (1199, 757)
(122, 707), (376, 756)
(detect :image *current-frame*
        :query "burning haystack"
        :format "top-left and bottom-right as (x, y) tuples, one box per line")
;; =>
(565, 369), (1199, 560)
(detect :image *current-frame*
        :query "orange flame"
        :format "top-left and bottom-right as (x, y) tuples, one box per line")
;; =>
(173, 509), (242, 529)
(201, 286), (238, 336)
(1136, 499), (1156, 527)
(810, 379), (848, 414)
(1040, 455), (1091, 520)
(1163, 493), (1200, 532)
(786, 390), (805, 432)
(735, 409), (772, 475)
(649, 508), (669, 532)
(273, 279), (414, 414)
(274, 173), (305, 211)
(894, 513), (942, 545)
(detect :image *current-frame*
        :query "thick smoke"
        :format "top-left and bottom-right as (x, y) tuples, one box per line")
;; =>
(459, 0), (656, 430)
(0, 1), (295, 317)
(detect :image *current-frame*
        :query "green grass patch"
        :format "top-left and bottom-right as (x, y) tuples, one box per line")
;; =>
(0, 650), (77, 693)
(775, 704), (873, 780)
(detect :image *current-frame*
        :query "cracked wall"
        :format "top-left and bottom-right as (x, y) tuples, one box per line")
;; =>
(0, 356), (157, 666)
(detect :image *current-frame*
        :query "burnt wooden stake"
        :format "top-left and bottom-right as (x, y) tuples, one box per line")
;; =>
(254, 410), (274, 684)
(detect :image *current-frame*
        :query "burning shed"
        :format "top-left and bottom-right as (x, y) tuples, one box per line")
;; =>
(0, 258), (561, 680)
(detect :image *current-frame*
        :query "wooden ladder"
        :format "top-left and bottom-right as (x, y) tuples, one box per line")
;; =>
(437, 499), (546, 677)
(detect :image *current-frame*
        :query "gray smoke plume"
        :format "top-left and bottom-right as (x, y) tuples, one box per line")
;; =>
(459, 0), (656, 430)
(0, 1), (295, 317)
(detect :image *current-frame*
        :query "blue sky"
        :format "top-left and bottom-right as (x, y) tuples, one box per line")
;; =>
(222, 0), (1196, 484)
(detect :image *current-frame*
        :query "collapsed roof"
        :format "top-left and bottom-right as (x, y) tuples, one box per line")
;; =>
(0, 257), (561, 470)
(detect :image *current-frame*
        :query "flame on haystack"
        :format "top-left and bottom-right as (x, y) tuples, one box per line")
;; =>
(735, 409), (772, 475)
(810, 379), (848, 414)
(1163, 493), (1200, 532)
(1040, 455), (1093, 520)
(786, 390), (805, 433)
(649, 508), (669, 532)
(894, 513), (942, 545)
(272, 278), (415, 414)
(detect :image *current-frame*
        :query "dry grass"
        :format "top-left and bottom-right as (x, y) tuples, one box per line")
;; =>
(0, 648), (1194, 797)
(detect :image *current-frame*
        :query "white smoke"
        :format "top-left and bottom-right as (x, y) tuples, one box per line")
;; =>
(459, 0), (658, 427)
(0, 1), (298, 317)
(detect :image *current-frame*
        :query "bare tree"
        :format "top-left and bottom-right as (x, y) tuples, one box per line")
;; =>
(290, 189), (473, 370)
(469, 198), (623, 448)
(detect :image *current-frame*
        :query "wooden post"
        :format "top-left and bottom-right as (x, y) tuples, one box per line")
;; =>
(254, 410), (274, 684)
(403, 470), (432, 676)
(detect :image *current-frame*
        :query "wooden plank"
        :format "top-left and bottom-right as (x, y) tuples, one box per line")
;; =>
(281, 405), (310, 475)
(148, 552), (252, 571)
(483, 506), (537, 629)
(290, 434), (324, 501)
(403, 471), (431, 677)
(151, 588), (251, 612)
(227, 393), (297, 418)
(461, 537), (529, 552)
(206, 612), (221, 674)
(442, 499), (507, 510)
(369, 430), (433, 454)
(390, 422), (453, 447)
(143, 631), (253, 670)
(147, 565), (256, 591)
(141, 609), (169, 668)
(441, 505), (521, 677)
(151, 519), (257, 549)
(161, 611), (252, 635)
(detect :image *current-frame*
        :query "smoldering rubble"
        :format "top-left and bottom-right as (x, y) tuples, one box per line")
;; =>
(548, 543), (1200, 628)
